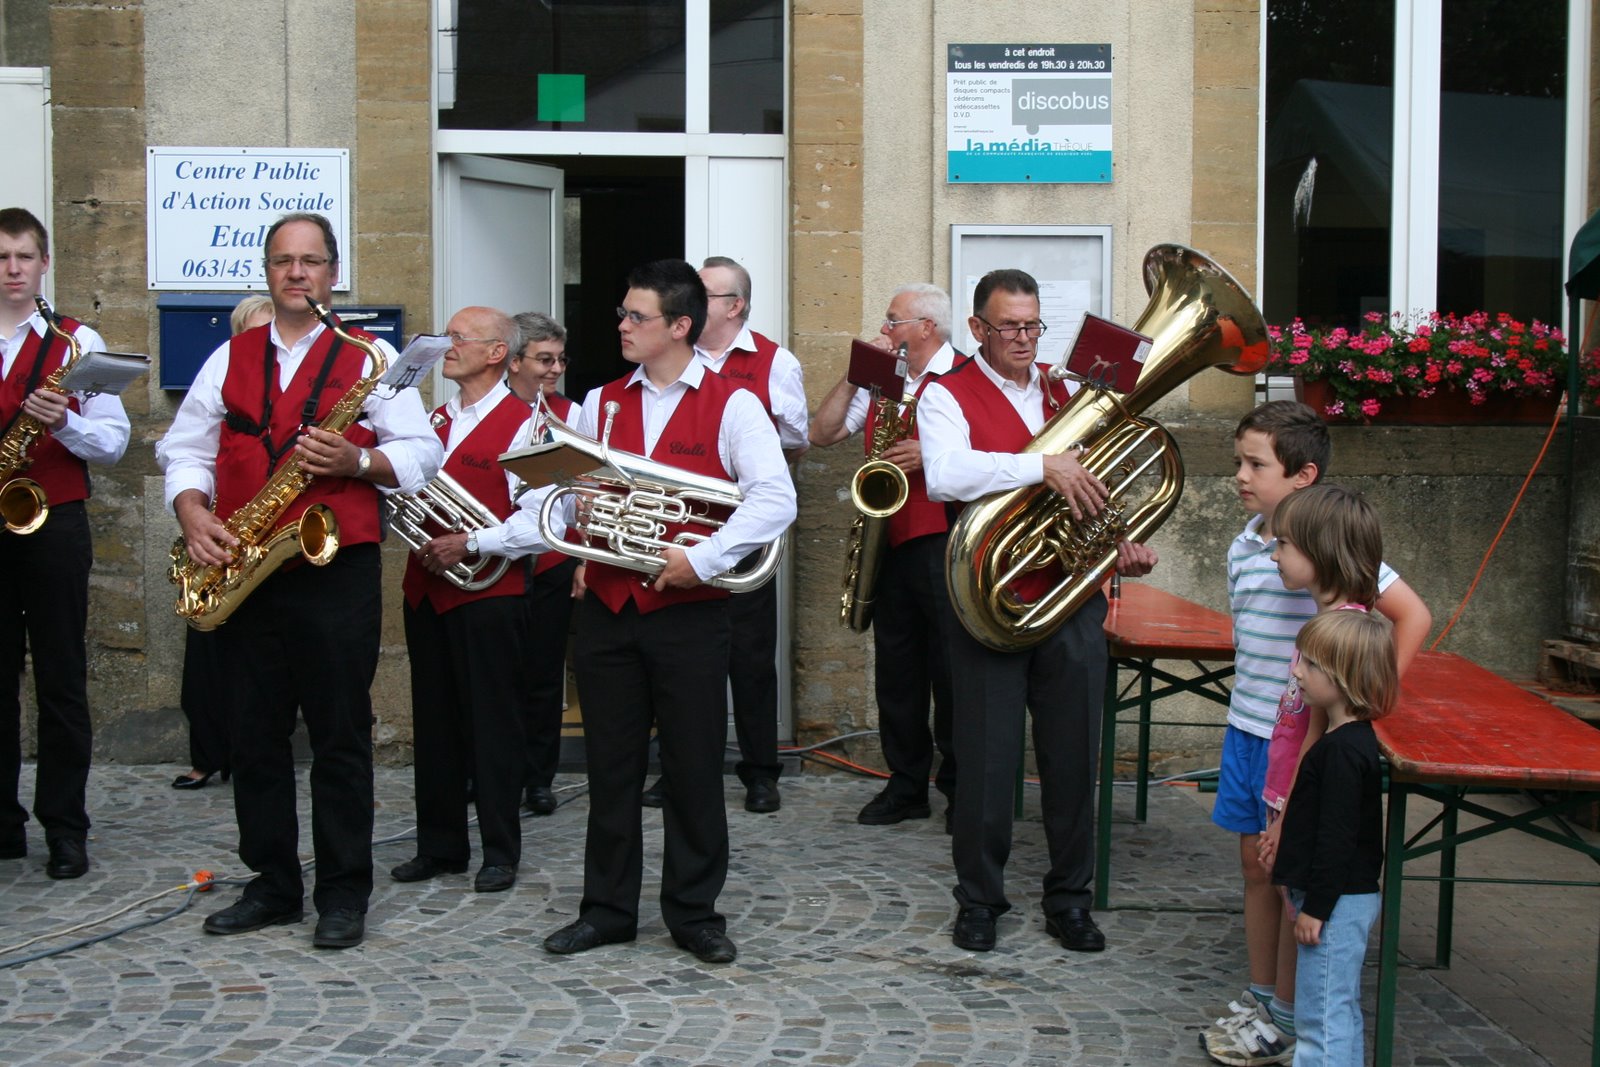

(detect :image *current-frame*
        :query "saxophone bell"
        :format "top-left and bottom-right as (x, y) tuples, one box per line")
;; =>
(0, 478), (47, 534)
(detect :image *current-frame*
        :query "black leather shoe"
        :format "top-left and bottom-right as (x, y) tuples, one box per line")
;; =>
(523, 785), (557, 816)
(312, 908), (365, 949)
(0, 833), (25, 859)
(44, 837), (88, 879)
(744, 777), (781, 813)
(952, 905), (998, 951)
(172, 771), (214, 790)
(1046, 907), (1106, 953)
(543, 918), (635, 955)
(674, 927), (737, 964)
(390, 855), (468, 883)
(641, 777), (667, 808)
(856, 789), (931, 825)
(474, 864), (517, 893)
(203, 897), (304, 936)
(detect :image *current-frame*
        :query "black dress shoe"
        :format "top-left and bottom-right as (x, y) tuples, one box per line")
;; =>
(203, 897), (304, 936)
(856, 789), (931, 825)
(952, 905), (998, 951)
(641, 776), (667, 808)
(391, 855), (469, 882)
(312, 908), (365, 949)
(1046, 907), (1106, 952)
(44, 837), (88, 879)
(523, 785), (557, 816)
(474, 864), (517, 893)
(172, 771), (214, 790)
(674, 927), (737, 964)
(543, 918), (634, 955)
(744, 777), (781, 813)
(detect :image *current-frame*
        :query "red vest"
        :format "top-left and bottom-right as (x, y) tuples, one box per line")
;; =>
(402, 392), (530, 613)
(532, 392), (578, 578)
(865, 359), (967, 548)
(214, 323), (382, 547)
(712, 329), (778, 417)
(582, 373), (737, 615)
(0, 318), (89, 505)
(937, 358), (1071, 605)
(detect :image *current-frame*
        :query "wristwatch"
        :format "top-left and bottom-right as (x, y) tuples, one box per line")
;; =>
(465, 532), (480, 556)
(355, 447), (372, 477)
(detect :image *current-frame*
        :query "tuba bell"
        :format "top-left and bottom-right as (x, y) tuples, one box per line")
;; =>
(945, 244), (1268, 652)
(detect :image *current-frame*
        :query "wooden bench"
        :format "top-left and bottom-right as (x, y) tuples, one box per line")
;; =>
(1374, 650), (1600, 1067)
(1094, 582), (1235, 910)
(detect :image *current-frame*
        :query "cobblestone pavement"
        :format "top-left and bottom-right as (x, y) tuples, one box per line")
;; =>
(0, 765), (1591, 1065)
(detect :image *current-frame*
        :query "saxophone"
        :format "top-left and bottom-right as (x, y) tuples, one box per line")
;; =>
(838, 343), (915, 632)
(167, 299), (388, 630)
(0, 297), (84, 534)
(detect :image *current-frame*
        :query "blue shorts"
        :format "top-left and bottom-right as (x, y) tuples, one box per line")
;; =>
(1211, 725), (1270, 834)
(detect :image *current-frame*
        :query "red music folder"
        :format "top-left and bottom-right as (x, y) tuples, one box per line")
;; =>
(1064, 313), (1153, 394)
(847, 339), (905, 401)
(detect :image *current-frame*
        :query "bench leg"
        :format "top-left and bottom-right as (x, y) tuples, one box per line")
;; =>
(1135, 664), (1153, 823)
(1435, 799), (1458, 968)
(1374, 783), (1409, 1067)
(1095, 659), (1120, 911)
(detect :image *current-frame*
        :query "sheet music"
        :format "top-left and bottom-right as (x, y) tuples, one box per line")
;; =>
(381, 334), (451, 389)
(56, 350), (151, 396)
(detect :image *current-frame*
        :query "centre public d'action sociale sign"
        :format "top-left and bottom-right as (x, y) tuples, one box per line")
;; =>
(146, 147), (351, 291)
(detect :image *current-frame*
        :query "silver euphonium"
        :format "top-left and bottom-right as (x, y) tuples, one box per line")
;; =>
(383, 471), (513, 592)
(529, 399), (783, 592)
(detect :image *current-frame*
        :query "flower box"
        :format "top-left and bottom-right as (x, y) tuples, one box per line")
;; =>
(1295, 378), (1561, 425)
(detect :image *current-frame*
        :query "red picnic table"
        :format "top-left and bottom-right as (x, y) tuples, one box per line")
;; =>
(1374, 650), (1600, 1067)
(1095, 581), (1236, 910)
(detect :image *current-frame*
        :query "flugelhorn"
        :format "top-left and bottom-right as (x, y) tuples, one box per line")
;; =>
(516, 399), (783, 592)
(945, 245), (1268, 651)
(840, 342), (914, 631)
(0, 297), (84, 534)
(384, 471), (513, 591)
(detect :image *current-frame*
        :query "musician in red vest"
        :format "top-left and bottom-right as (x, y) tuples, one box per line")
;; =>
(541, 260), (795, 965)
(919, 268), (1156, 956)
(638, 256), (807, 816)
(811, 283), (964, 830)
(393, 305), (544, 895)
(160, 212), (441, 950)
(506, 310), (577, 818)
(0, 207), (130, 881)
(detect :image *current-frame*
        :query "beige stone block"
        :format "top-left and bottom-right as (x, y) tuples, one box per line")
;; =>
(50, 108), (148, 207)
(1187, 370), (1258, 417)
(793, 14), (863, 145)
(356, 0), (431, 104)
(50, 7), (143, 110)
(1193, 4), (1260, 89)
(794, 0), (863, 14)
(50, 205), (147, 312)
(792, 144), (864, 234)
(356, 100), (433, 232)
(791, 232), (862, 332)
(1189, 225), (1257, 287)
(352, 233), (431, 315)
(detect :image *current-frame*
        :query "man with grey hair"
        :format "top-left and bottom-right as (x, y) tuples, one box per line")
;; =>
(811, 283), (965, 829)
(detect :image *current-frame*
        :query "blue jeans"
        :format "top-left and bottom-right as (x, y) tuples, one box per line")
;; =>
(1291, 890), (1380, 1066)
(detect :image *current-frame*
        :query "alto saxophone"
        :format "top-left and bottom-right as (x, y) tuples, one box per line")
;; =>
(839, 343), (914, 632)
(167, 299), (388, 630)
(0, 297), (85, 534)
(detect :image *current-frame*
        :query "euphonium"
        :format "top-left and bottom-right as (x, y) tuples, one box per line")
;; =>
(0, 297), (84, 534)
(167, 299), (388, 630)
(384, 471), (513, 592)
(946, 244), (1269, 652)
(529, 400), (783, 592)
(840, 342), (914, 631)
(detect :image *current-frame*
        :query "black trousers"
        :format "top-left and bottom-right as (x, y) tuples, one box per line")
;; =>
(946, 590), (1108, 917)
(524, 556), (578, 790)
(403, 593), (530, 868)
(180, 627), (230, 775)
(872, 533), (957, 804)
(218, 543), (381, 915)
(575, 595), (731, 939)
(727, 552), (781, 783)
(0, 501), (92, 843)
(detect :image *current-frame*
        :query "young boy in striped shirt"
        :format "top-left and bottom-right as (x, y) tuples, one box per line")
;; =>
(1203, 401), (1430, 1066)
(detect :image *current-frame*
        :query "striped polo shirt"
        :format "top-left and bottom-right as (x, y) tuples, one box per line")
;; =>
(1227, 513), (1398, 737)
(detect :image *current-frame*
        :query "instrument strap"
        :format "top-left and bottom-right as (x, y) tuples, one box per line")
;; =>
(224, 328), (347, 469)
(0, 319), (63, 440)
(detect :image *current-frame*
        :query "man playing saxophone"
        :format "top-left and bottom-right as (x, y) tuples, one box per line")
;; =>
(540, 259), (795, 965)
(392, 305), (546, 895)
(159, 212), (440, 950)
(918, 268), (1155, 955)
(810, 283), (964, 830)
(0, 207), (130, 880)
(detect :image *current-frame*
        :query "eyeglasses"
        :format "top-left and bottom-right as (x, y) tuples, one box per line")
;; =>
(883, 316), (929, 329)
(519, 353), (570, 367)
(447, 331), (501, 346)
(974, 315), (1048, 340)
(265, 254), (332, 270)
(617, 307), (667, 325)
(706, 292), (741, 301)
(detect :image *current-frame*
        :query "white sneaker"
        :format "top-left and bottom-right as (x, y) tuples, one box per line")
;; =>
(1198, 992), (1262, 1051)
(1202, 997), (1294, 1066)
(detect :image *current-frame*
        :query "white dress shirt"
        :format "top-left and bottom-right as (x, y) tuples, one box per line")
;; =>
(438, 379), (542, 559)
(158, 320), (441, 511)
(694, 322), (809, 451)
(841, 340), (960, 437)
(568, 358), (797, 583)
(918, 355), (1081, 503)
(0, 313), (130, 465)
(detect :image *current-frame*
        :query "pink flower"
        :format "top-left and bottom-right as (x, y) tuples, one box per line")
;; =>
(1360, 398), (1381, 417)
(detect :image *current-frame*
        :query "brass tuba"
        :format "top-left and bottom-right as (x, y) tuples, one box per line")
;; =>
(517, 400), (783, 592)
(840, 342), (914, 631)
(168, 299), (388, 630)
(0, 297), (85, 534)
(383, 471), (513, 592)
(946, 244), (1268, 651)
